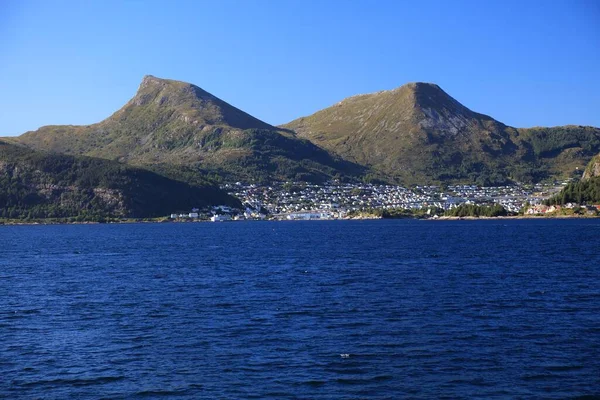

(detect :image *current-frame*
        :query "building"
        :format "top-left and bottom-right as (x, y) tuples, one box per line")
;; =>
(211, 214), (232, 222)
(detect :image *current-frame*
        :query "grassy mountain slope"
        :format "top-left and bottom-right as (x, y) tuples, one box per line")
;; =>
(14, 75), (364, 183)
(283, 83), (600, 184)
(0, 140), (239, 220)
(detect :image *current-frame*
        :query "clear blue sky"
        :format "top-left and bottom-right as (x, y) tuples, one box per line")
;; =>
(1, 0), (599, 136)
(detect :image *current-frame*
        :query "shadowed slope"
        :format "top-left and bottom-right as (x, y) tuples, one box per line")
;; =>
(0, 140), (239, 219)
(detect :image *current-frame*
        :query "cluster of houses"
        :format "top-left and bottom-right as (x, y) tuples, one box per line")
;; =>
(225, 182), (444, 215)
(285, 211), (340, 220)
(170, 207), (202, 219)
(169, 205), (266, 222)
(168, 180), (585, 221)
(221, 181), (563, 218)
(525, 204), (600, 215)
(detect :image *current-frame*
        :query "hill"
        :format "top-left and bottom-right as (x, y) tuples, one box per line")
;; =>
(582, 153), (600, 180)
(283, 83), (600, 185)
(0, 140), (239, 220)
(545, 152), (600, 206)
(12, 75), (364, 183)
(545, 176), (600, 206)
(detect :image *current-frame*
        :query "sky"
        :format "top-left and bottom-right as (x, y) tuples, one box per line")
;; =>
(1, 0), (599, 136)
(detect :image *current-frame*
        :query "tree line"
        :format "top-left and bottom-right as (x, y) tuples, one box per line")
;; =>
(545, 177), (600, 205)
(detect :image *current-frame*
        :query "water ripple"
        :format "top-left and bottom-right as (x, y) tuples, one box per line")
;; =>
(1, 219), (599, 399)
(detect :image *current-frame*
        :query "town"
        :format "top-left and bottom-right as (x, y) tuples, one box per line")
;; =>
(168, 180), (594, 221)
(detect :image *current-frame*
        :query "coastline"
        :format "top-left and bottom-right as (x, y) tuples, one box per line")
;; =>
(1, 213), (598, 226)
(432, 214), (598, 221)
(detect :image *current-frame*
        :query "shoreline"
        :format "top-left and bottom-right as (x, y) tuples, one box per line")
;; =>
(431, 214), (598, 220)
(1, 214), (598, 226)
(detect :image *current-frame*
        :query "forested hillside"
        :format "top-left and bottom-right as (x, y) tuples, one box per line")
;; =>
(0, 141), (239, 220)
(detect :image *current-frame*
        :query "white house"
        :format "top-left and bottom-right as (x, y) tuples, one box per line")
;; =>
(211, 214), (232, 222)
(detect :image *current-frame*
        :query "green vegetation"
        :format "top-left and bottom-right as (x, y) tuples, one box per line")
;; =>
(282, 182), (304, 193)
(545, 177), (600, 206)
(0, 141), (239, 220)
(346, 207), (443, 219)
(545, 153), (600, 205)
(9, 75), (365, 184)
(521, 126), (600, 158)
(4, 76), (600, 186)
(444, 204), (508, 217)
(283, 83), (600, 185)
(381, 207), (444, 218)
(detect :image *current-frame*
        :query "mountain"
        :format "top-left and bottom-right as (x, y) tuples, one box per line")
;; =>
(13, 75), (364, 183)
(582, 153), (600, 180)
(9, 77), (599, 185)
(283, 83), (600, 185)
(0, 140), (239, 220)
(546, 152), (600, 205)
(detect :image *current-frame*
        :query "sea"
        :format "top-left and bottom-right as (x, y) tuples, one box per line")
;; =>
(1, 219), (599, 399)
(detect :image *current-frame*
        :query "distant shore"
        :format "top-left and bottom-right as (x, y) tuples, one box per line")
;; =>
(432, 214), (598, 220)
(1, 213), (598, 226)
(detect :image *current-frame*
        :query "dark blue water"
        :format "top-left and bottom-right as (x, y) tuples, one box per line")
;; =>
(1, 220), (599, 399)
